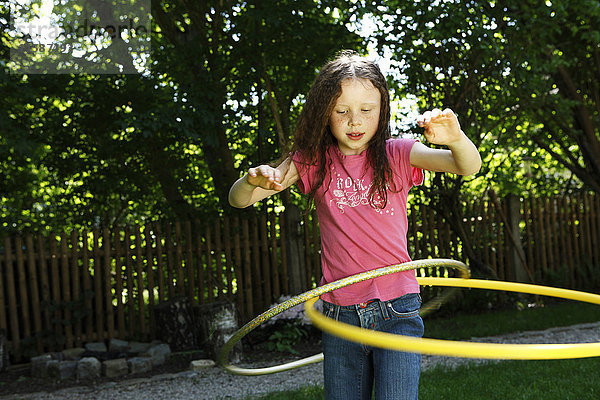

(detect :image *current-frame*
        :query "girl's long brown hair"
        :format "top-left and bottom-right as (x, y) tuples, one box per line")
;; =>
(287, 50), (396, 209)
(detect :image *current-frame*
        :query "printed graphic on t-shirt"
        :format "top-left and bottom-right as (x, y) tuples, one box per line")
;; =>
(329, 169), (394, 216)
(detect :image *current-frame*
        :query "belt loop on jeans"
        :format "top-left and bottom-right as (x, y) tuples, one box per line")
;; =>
(380, 299), (390, 320)
(333, 303), (340, 321)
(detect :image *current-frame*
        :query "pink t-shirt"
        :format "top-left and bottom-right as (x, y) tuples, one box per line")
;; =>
(293, 138), (424, 306)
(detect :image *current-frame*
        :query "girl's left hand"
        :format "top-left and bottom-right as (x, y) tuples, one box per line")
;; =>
(416, 108), (463, 146)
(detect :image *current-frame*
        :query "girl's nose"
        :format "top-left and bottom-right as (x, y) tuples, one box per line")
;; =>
(349, 112), (361, 126)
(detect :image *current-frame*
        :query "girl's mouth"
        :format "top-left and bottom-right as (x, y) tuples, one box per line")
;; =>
(347, 132), (364, 140)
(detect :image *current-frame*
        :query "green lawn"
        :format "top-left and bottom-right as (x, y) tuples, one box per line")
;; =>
(419, 358), (600, 400)
(244, 300), (600, 400)
(424, 300), (600, 340)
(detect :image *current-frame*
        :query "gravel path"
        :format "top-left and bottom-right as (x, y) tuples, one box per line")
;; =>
(2, 322), (599, 400)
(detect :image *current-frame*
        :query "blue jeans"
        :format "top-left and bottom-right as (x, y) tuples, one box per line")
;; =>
(322, 293), (424, 400)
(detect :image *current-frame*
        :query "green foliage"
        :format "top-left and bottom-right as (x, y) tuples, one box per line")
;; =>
(3, 0), (598, 256)
(371, 0), (599, 197)
(266, 321), (309, 355)
(1, 0), (368, 234)
(360, 0), (600, 275)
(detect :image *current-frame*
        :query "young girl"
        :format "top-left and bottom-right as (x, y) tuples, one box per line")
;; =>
(229, 51), (481, 400)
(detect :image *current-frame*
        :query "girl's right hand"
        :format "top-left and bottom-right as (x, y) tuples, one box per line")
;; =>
(247, 165), (285, 191)
(229, 157), (298, 208)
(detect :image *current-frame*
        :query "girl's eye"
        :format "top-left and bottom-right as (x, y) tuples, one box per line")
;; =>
(336, 110), (347, 115)
(362, 109), (371, 112)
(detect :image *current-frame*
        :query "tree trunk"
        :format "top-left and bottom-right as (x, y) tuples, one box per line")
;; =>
(146, 139), (200, 221)
(153, 297), (200, 352)
(196, 301), (242, 363)
(199, 120), (239, 212)
(504, 194), (529, 282)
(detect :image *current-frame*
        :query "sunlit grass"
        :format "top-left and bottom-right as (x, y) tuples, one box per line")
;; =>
(419, 358), (600, 400)
(424, 300), (600, 340)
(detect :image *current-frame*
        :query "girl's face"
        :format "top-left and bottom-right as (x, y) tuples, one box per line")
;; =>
(329, 78), (381, 156)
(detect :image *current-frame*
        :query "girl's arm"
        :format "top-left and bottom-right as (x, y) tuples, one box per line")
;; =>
(228, 156), (300, 208)
(410, 108), (481, 176)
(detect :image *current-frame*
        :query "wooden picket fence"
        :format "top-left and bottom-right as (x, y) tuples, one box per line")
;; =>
(0, 192), (599, 362)
(459, 192), (600, 285)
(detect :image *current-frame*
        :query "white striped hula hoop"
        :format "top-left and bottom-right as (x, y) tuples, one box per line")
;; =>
(218, 258), (470, 375)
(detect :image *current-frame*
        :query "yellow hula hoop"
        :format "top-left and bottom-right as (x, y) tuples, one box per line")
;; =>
(218, 259), (470, 375)
(305, 277), (600, 360)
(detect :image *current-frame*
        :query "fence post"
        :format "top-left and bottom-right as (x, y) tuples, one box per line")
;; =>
(506, 194), (529, 282)
(284, 204), (306, 294)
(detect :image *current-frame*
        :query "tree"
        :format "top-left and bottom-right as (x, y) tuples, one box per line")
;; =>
(498, 0), (600, 193)
(372, 0), (599, 196)
(1, 1), (369, 234)
(151, 0), (368, 211)
(368, 0), (599, 275)
(369, 1), (518, 274)
(2, 1), (196, 232)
